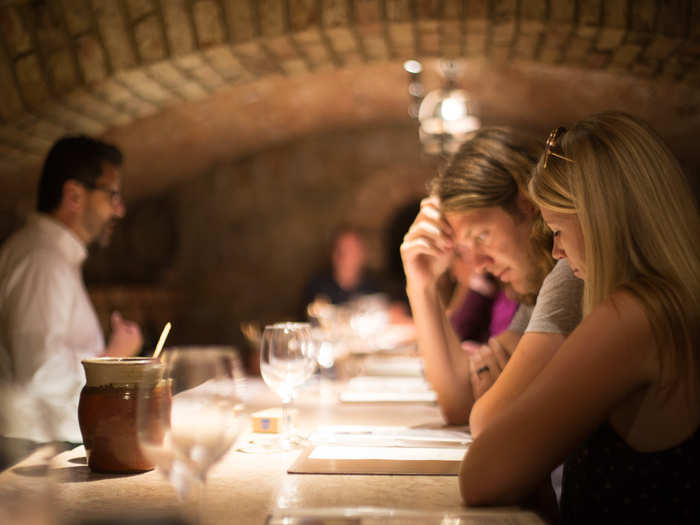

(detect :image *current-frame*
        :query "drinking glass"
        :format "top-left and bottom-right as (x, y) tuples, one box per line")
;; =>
(136, 347), (245, 523)
(259, 322), (316, 451)
(0, 385), (63, 525)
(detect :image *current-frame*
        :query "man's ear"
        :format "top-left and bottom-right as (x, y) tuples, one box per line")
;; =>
(516, 190), (537, 221)
(62, 180), (84, 211)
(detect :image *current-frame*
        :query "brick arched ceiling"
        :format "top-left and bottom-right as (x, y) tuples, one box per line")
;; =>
(1, 0), (699, 204)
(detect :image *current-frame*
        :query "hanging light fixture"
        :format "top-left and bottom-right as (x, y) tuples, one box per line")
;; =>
(404, 59), (481, 156)
(403, 59), (424, 118)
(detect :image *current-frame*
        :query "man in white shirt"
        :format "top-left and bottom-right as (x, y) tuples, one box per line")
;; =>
(0, 136), (142, 465)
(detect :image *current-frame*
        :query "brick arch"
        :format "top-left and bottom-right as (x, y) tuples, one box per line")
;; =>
(0, 0), (698, 189)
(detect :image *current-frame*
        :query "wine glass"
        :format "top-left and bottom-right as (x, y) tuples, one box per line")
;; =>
(1, 385), (62, 525)
(259, 322), (316, 451)
(136, 347), (245, 523)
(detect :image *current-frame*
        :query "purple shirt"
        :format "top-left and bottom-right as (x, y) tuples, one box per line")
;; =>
(449, 289), (518, 343)
(489, 290), (519, 337)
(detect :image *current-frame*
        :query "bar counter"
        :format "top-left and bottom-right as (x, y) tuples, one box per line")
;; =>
(1, 378), (545, 524)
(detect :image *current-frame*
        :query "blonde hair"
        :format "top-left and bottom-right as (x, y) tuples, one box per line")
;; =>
(530, 112), (700, 386)
(432, 127), (552, 304)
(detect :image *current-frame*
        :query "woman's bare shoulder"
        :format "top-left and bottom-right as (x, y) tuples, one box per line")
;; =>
(578, 289), (658, 378)
(592, 289), (653, 332)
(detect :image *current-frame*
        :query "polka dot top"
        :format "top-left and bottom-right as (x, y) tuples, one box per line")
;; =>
(560, 421), (700, 524)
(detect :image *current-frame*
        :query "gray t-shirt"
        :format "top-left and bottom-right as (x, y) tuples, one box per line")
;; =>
(508, 259), (583, 334)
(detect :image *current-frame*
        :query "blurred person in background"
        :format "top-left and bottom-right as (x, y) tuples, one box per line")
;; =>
(444, 251), (518, 345)
(460, 112), (700, 522)
(0, 135), (142, 467)
(301, 225), (383, 311)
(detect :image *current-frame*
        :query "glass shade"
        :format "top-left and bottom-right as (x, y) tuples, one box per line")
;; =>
(417, 88), (481, 155)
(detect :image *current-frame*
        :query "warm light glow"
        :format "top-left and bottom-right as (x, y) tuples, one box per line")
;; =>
(315, 340), (336, 369)
(440, 96), (467, 121)
(417, 87), (481, 155)
(403, 59), (422, 74)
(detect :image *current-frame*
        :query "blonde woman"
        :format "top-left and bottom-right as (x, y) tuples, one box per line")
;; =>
(460, 112), (700, 522)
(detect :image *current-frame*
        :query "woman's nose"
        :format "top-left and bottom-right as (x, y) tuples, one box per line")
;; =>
(552, 238), (566, 260)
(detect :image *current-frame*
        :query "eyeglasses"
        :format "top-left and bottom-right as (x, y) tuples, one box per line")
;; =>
(93, 186), (122, 205)
(76, 180), (123, 206)
(543, 127), (574, 168)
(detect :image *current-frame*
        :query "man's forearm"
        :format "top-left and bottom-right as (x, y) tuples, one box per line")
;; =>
(470, 331), (565, 436)
(493, 330), (521, 358)
(407, 282), (475, 424)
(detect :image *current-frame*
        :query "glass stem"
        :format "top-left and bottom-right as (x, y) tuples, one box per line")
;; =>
(184, 475), (204, 525)
(196, 478), (204, 525)
(281, 397), (294, 447)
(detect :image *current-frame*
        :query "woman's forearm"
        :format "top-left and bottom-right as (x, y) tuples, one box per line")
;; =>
(469, 332), (565, 437)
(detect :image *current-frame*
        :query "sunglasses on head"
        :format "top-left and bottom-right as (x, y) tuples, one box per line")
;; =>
(543, 127), (574, 168)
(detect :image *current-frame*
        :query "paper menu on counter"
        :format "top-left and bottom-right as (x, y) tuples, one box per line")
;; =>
(288, 425), (470, 475)
(288, 446), (466, 475)
(372, 324), (417, 351)
(340, 391), (437, 402)
(339, 376), (437, 403)
(308, 445), (466, 462)
(309, 425), (471, 447)
(361, 356), (424, 377)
